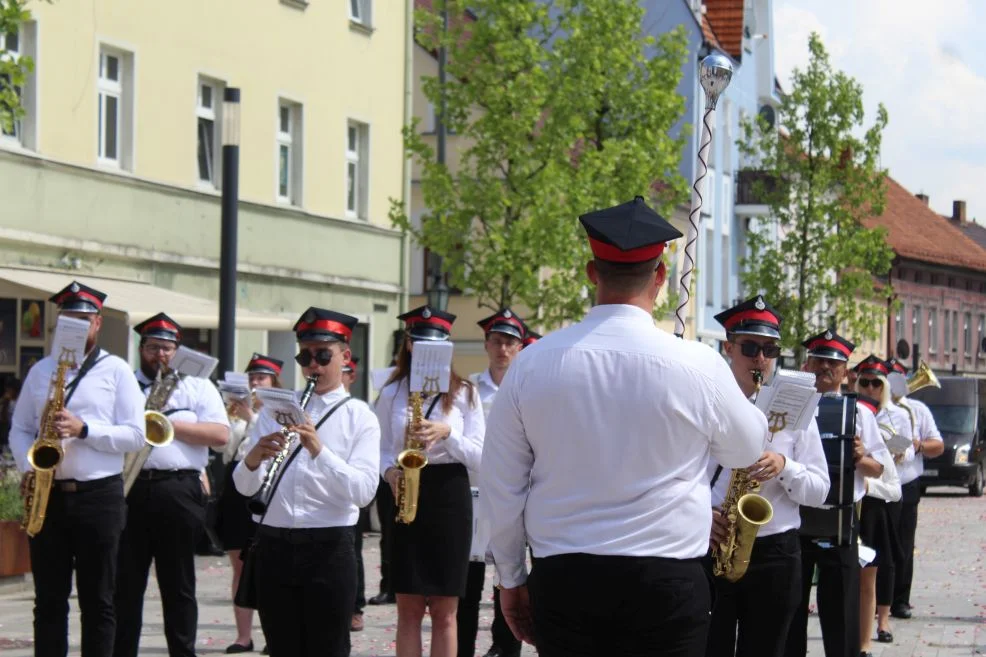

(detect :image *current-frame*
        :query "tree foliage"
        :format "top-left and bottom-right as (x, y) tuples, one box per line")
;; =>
(738, 33), (894, 361)
(0, 0), (34, 136)
(390, 0), (688, 326)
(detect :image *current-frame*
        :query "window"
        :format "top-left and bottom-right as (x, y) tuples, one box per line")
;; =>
(0, 28), (21, 143)
(350, 0), (371, 25)
(720, 174), (733, 308)
(944, 311), (952, 353)
(703, 226), (714, 307)
(276, 100), (303, 204)
(979, 315), (985, 354)
(953, 310), (960, 355)
(912, 306), (922, 347)
(895, 303), (906, 343)
(929, 308), (938, 353)
(346, 120), (369, 219)
(196, 78), (223, 186)
(964, 312), (972, 355)
(97, 47), (133, 169)
(1, 24), (37, 150)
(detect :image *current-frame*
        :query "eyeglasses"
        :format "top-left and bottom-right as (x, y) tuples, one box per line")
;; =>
(736, 342), (781, 359)
(857, 378), (883, 388)
(295, 349), (333, 367)
(142, 344), (176, 355)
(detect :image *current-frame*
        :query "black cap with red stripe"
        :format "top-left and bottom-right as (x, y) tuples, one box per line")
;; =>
(50, 280), (106, 314)
(343, 356), (360, 375)
(802, 329), (855, 362)
(246, 353), (283, 377)
(854, 355), (890, 377)
(714, 295), (782, 339)
(398, 305), (456, 342)
(522, 330), (541, 348)
(134, 312), (182, 343)
(579, 196), (683, 264)
(294, 307), (357, 343)
(477, 308), (525, 340)
(887, 358), (908, 375)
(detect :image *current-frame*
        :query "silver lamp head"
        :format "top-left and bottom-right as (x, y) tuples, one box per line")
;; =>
(700, 53), (734, 110)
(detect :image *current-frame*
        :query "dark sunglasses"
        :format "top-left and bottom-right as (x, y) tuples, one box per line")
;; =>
(295, 349), (333, 367)
(857, 377), (883, 388)
(736, 342), (781, 359)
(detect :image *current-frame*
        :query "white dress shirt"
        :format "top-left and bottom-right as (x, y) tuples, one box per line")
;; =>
(481, 304), (768, 588)
(10, 350), (145, 480)
(136, 371), (230, 472)
(855, 403), (892, 502)
(896, 397), (942, 484)
(233, 385), (381, 528)
(470, 369), (499, 419)
(710, 420), (830, 537)
(375, 378), (486, 476)
(215, 415), (258, 465)
(865, 428), (902, 503)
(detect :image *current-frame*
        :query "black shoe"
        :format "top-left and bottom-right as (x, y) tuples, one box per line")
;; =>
(261, 646), (268, 655)
(877, 629), (893, 643)
(225, 641), (254, 654)
(368, 591), (396, 605)
(860, 652), (873, 657)
(483, 647), (521, 657)
(891, 604), (912, 619)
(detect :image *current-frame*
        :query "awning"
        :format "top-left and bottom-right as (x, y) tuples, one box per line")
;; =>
(0, 267), (294, 330)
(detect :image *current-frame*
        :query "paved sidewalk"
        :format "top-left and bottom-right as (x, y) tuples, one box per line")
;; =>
(0, 487), (982, 655)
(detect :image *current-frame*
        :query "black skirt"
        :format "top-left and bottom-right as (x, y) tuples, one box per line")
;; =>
(392, 463), (472, 596)
(215, 460), (257, 551)
(859, 496), (903, 569)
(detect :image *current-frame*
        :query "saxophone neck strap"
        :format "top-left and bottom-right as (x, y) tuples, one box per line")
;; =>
(64, 349), (109, 406)
(710, 465), (725, 489)
(424, 394), (442, 420)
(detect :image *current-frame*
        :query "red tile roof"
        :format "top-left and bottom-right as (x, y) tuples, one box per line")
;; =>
(700, 12), (724, 52)
(862, 177), (986, 271)
(703, 0), (744, 59)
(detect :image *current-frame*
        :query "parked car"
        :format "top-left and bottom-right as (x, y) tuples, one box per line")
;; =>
(911, 376), (986, 497)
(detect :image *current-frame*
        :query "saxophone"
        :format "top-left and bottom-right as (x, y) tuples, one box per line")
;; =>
(711, 367), (774, 582)
(395, 390), (427, 524)
(122, 366), (180, 495)
(22, 351), (76, 537)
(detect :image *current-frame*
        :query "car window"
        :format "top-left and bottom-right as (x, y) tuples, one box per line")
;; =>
(928, 405), (977, 434)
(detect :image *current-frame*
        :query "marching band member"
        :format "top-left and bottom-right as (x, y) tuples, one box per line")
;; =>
(706, 297), (830, 657)
(786, 332), (890, 657)
(114, 313), (230, 657)
(217, 353), (283, 654)
(886, 359), (943, 621)
(482, 197), (767, 657)
(342, 356), (369, 633)
(10, 282), (145, 657)
(853, 357), (904, 657)
(234, 308), (380, 657)
(460, 308), (526, 657)
(376, 305), (485, 657)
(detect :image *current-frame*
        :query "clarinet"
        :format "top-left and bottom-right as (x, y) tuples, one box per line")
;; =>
(247, 374), (320, 515)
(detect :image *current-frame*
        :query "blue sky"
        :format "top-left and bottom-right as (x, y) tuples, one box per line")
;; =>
(774, 0), (985, 223)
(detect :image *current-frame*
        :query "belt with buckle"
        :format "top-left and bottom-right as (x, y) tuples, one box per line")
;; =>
(54, 474), (122, 493)
(136, 469), (201, 481)
(257, 525), (351, 545)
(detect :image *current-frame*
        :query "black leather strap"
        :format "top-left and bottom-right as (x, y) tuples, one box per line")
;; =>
(64, 349), (109, 405)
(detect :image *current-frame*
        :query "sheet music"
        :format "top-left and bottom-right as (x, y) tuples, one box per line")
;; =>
(49, 316), (90, 366)
(755, 368), (822, 433)
(255, 387), (306, 425)
(218, 371), (251, 402)
(169, 346), (219, 379)
(409, 342), (453, 394)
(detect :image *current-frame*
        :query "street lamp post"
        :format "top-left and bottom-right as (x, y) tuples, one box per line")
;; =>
(218, 87), (241, 375)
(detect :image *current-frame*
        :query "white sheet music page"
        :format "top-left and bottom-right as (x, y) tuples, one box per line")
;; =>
(50, 316), (90, 366)
(169, 346), (219, 379)
(219, 371), (250, 402)
(755, 369), (822, 434)
(254, 387), (306, 425)
(410, 342), (454, 394)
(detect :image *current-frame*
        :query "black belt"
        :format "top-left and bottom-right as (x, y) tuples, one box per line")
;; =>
(754, 528), (799, 546)
(257, 525), (352, 545)
(136, 469), (201, 481)
(54, 474), (121, 493)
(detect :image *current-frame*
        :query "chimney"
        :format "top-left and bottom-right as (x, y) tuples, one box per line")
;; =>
(915, 193), (929, 205)
(953, 200), (967, 223)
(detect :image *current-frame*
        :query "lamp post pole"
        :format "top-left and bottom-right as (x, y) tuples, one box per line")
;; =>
(218, 88), (241, 375)
(428, 1), (450, 312)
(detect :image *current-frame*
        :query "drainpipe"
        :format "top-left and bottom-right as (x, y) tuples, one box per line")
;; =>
(399, 0), (414, 316)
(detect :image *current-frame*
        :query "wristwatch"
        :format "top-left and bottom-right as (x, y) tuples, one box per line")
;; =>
(79, 423), (89, 440)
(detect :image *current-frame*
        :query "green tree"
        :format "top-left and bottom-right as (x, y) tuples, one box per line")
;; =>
(390, 0), (688, 327)
(738, 32), (894, 362)
(0, 0), (34, 136)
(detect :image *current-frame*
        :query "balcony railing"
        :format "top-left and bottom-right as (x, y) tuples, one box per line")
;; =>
(736, 170), (778, 206)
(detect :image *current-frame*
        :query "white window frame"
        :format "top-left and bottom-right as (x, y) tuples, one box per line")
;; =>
(0, 28), (22, 145)
(346, 119), (369, 220)
(96, 45), (133, 170)
(349, 0), (371, 26)
(196, 77), (223, 188)
(1, 23), (37, 151)
(276, 99), (303, 205)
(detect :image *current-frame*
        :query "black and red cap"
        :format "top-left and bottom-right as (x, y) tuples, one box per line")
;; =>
(134, 312), (182, 343)
(50, 280), (106, 314)
(246, 353), (283, 377)
(522, 330), (541, 348)
(714, 295), (782, 339)
(398, 305), (456, 342)
(854, 355), (889, 377)
(579, 196), (683, 264)
(294, 307), (357, 343)
(887, 358), (908, 375)
(343, 356), (360, 375)
(802, 329), (855, 362)
(477, 308), (525, 340)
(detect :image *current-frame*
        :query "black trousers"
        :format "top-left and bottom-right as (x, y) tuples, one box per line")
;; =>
(375, 476), (395, 595)
(529, 553), (711, 657)
(29, 475), (126, 657)
(706, 530), (801, 657)
(492, 586), (522, 653)
(355, 506), (368, 614)
(893, 480), (921, 609)
(114, 473), (206, 657)
(458, 561), (487, 657)
(785, 538), (860, 657)
(255, 526), (357, 657)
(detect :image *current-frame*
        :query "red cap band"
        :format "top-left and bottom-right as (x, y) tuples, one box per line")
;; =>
(588, 238), (665, 263)
(483, 316), (524, 333)
(807, 338), (853, 359)
(405, 316), (453, 332)
(724, 309), (780, 330)
(857, 397), (879, 414)
(248, 358), (282, 375)
(142, 319), (179, 334)
(296, 319), (353, 341)
(57, 290), (103, 309)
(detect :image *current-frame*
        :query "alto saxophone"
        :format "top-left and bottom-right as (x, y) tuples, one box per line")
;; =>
(395, 390), (427, 524)
(122, 366), (180, 496)
(23, 350), (77, 537)
(711, 367), (774, 582)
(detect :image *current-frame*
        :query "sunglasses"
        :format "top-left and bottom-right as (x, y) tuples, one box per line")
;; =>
(295, 349), (333, 367)
(857, 378), (883, 388)
(736, 342), (781, 359)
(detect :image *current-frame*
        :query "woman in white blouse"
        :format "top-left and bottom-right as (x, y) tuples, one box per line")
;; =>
(375, 305), (485, 657)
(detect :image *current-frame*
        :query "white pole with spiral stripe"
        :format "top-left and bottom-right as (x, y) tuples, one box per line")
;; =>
(673, 53), (734, 338)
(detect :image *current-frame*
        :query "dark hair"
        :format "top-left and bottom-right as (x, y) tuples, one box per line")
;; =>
(5, 377), (20, 393)
(593, 257), (659, 294)
(385, 334), (475, 415)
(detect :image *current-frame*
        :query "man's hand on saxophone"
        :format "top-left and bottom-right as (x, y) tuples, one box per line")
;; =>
(412, 419), (451, 449)
(243, 431), (289, 471)
(384, 466), (402, 500)
(709, 507), (729, 551)
(52, 408), (85, 438)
